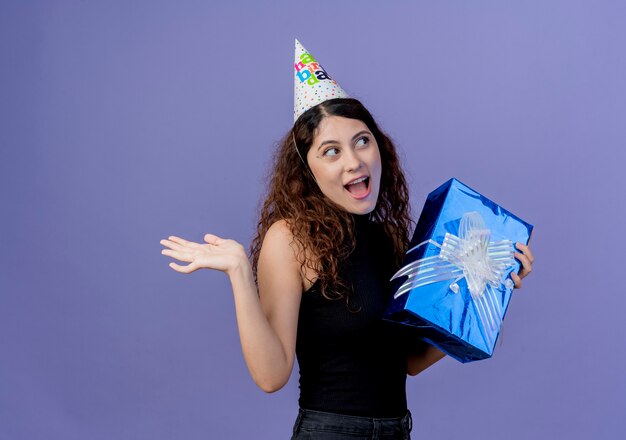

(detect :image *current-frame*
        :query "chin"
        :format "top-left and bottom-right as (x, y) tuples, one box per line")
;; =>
(352, 204), (376, 215)
(343, 198), (378, 215)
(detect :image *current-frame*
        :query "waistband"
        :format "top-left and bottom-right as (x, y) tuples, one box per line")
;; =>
(293, 407), (412, 439)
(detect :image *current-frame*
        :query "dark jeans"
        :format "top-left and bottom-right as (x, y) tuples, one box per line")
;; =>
(291, 408), (412, 440)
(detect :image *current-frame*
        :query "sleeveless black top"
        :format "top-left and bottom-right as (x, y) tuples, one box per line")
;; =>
(295, 215), (412, 417)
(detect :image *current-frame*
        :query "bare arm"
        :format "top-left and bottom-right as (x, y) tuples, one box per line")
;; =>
(160, 220), (302, 393)
(233, 221), (302, 392)
(407, 344), (446, 376)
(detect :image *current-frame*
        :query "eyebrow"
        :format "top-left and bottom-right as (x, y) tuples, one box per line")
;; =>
(317, 130), (372, 151)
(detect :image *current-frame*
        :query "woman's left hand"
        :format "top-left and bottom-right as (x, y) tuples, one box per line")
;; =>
(511, 242), (534, 289)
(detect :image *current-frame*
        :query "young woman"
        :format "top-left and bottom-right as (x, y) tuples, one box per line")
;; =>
(159, 98), (534, 439)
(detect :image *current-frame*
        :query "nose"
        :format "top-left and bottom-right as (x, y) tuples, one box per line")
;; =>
(343, 148), (363, 173)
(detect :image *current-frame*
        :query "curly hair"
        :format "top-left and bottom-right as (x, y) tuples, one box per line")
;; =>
(250, 98), (412, 301)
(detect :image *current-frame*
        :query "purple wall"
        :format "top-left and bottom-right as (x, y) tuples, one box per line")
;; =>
(2, 1), (625, 438)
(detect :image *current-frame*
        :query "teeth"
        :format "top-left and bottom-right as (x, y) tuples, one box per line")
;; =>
(347, 177), (367, 185)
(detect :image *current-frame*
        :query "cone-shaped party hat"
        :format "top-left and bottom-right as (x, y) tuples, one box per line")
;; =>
(293, 39), (349, 122)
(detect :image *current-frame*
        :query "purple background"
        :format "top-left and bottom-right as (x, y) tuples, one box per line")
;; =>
(2, 1), (625, 439)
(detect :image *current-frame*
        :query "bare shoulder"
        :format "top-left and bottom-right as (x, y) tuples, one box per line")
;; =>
(261, 220), (299, 264)
(264, 219), (294, 242)
(258, 219), (302, 290)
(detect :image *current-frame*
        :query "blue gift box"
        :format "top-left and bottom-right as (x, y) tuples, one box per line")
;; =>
(384, 178), (533, 363)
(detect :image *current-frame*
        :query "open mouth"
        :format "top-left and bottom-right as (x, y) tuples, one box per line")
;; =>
(344, 176), (370, 198)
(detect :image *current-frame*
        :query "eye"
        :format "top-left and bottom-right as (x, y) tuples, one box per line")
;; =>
(355, 136), (370, 148)
(323, 147), (340, 157)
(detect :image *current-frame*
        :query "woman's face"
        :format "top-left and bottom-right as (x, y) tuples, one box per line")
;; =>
(306, 116), (382, 215)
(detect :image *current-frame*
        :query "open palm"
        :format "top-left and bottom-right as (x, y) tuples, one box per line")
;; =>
(160, 234), (246, 275)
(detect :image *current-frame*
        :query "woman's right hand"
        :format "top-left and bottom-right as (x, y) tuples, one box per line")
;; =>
(160, 234), (248, 276)
(161, 222), (302, 393)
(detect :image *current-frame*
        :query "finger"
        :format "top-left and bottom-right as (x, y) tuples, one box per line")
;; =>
(167, 235), (197, 247)
(515, 242), (535, 264)
(160, 238), (186, 251)
(166, 236), (204, 251)
(511, 271), (522, 289)
(161, 248), (194, 262)
(168, 261), (199, 274)
(514, 252), (532, 277)
(204, 233), (224, 245)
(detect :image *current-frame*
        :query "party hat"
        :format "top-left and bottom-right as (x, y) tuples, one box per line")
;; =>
(293, 39), (349, 122)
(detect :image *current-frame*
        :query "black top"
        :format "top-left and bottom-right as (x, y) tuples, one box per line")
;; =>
(295, 215), (413, 417)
